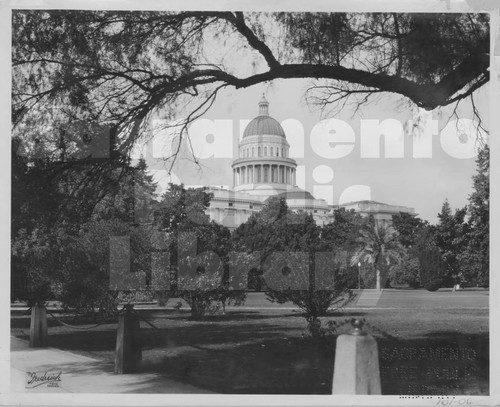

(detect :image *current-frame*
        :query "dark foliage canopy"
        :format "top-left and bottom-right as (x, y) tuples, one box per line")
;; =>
(13, 11), (489, 162)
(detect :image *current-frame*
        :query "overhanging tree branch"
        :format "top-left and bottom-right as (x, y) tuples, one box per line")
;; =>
(12, 10), (490, 163)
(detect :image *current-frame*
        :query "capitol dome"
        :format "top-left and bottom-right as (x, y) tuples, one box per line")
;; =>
(242, 95), (286, 138)
(232, 95), (297, 197)
(243, 116), (286, 138)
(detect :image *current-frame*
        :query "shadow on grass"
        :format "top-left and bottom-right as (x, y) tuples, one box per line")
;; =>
(135, 332), (489, 395)
(11, 310), (489, 395)
(378, 333), (489, 395)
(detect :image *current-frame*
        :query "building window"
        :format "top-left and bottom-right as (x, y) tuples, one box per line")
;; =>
(270, 147), (274, 156)
(258, 147), (261, 157)
(276, 149), (279, 157)
(249, 204), (253, 209)
(314, 210), (317, 213)
(229, 202), (233, 207)
(264, 146), (267, 156)
(252, 147), (255, 157)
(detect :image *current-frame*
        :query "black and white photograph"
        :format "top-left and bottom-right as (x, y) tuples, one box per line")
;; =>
(2, 0), (499, 406)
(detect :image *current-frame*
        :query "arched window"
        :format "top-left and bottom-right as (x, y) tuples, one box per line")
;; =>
(258, 146), (261, 157)
(276, 148), (279, 157)
(252, 147), (255, 157)
(270, 147), (274, 156)
(264, 147), (267, 156)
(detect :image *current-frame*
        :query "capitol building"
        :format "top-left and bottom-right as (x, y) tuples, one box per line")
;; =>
(204, 96), (415, 229)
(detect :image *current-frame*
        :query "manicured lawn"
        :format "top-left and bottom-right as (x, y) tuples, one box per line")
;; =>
(11, 301), (489, 395)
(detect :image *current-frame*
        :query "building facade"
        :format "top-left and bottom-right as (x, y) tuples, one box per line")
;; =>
(205, 96), (415, 229)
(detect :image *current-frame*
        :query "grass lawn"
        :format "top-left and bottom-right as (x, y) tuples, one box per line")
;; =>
(11, 302), (489, 395)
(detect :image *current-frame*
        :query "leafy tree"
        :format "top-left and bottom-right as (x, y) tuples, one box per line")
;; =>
(233, 197), (354, 331)
(57, 219), (153, 316)
(435, 199), (469, 287)
(351, 222), (407, 291)
(389, 258), (421, 288)
(92, 158), (158, 224)
(154, 184), (243, 317)
(11, 133), (160, 307)
(12, 11), (489, 171)
(392, 212), (428, 248)
(410, 225), (444, 290)
(321, 208), (364, 288)
(322, 208), (363, 250)
(11, 218), (154, 315)
(11, 225), (63, 305)
(458, 145), (489, 287)
(231, 196), (291, 264)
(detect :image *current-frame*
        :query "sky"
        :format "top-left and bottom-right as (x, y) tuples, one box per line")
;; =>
(139, 78), (488, 224)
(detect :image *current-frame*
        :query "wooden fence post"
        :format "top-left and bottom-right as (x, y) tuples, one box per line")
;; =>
(29, 303), (48, 347)
(332, 319), (381, 394)
(114, 304), (142, 374)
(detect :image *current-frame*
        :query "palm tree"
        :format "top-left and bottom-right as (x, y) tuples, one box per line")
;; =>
(351, 221), (407, 291)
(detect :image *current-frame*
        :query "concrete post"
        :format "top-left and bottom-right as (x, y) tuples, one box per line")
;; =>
(114, 305), (142, 374)
(29, 303), (48, 347)
(332, 319), (381, 395)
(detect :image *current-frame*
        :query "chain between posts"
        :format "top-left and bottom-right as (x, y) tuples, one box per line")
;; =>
(46, 309), (113, 330)
(23, 303), (163, 339)
(129, 308), (164, 335)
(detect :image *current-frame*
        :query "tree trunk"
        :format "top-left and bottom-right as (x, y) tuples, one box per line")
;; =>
(376, 269), (381, 292)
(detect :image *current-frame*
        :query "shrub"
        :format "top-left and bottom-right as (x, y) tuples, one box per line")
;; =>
(424, 278), (442, 292)
(265, 251), (355, 320)
(389, 258), (421, 288)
